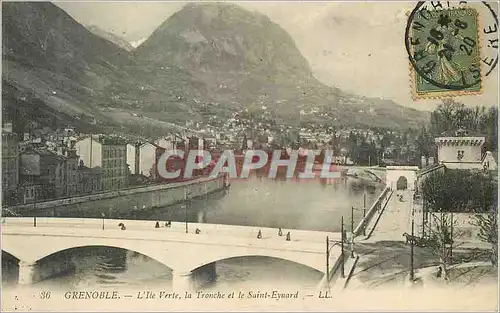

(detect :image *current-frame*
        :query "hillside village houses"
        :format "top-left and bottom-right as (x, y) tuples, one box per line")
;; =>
(2, 105), (497, 206)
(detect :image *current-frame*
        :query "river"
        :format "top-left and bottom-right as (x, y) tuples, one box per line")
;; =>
(2, 173), (383, 291)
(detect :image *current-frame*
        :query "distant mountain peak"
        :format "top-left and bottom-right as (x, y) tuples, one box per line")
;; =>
(130, 37), (147, 48)
(85, 25), (134, 51)
(135, 2), (312, 78)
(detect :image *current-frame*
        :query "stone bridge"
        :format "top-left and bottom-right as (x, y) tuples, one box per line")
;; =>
(1, 218), (342, 290)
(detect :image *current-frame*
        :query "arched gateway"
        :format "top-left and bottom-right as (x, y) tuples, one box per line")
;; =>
(385, 166), (419, 191)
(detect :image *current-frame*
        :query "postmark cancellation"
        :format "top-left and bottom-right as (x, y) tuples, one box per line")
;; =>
(405, 2), (498, 100)
(406, 5), (488, 100)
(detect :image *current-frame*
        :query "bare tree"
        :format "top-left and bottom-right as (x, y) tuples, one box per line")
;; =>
(470, 211), (498, 266)
(427, 213), (459, 281)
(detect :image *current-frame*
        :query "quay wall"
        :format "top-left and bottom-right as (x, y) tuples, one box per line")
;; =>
(7, 175), (228, 216)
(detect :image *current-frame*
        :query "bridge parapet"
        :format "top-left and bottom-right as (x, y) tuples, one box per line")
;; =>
(353, 187), (391, 237)
(2, 217), (343, 285)
(2, 217), (341, 244)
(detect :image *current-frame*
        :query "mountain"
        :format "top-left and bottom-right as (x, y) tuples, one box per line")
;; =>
(134, 3), (429, 128)
(2, 2), (429, 137)
(2, 2), (203, 136)
(2, 2), (133, 124)
(130, 37), (147, 48)
(86, 25), (134, 51)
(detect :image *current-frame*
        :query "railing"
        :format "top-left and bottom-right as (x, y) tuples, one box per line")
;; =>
(2, 217), (341, 245)
(353, 187), (391, 237)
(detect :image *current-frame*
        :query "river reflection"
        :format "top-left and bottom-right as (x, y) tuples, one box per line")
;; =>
(35, 173), (381, 232)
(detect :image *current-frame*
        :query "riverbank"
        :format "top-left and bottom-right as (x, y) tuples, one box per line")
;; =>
(346, 189), (497, 293)
(6, 174), (228, 216)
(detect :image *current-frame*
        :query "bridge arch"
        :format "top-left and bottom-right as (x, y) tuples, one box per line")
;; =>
(36, 245), (174, 271)
(2, 249), (21, 262)
(385, 166), (418, 191)
(1, 239), (177, 272)
(396, 176), (408, 190)
(187, 251), (326, 274)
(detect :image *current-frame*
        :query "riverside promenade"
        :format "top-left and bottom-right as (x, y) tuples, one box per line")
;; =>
(347, 189), (420, 289)
(364, 189), (415, 242)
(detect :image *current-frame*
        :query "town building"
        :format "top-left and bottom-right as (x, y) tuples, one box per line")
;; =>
(75, 135), (128, 191)
(18, 176), (42, 204)
(204, 137), (217, 150)
(19, 147), (67, 200)
(435, 129), (486, 170)
(56, 139), (79, 197)
(77, 164), (103, 194)
(127, 141), (165, 178)
(2, 123), (20, 204)
(153, 136), (175, 150)
(482, 151), (498, 171)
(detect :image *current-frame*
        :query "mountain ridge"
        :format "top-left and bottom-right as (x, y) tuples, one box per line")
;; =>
(2, 2), (430, 137)
(85, 25), (135, 51)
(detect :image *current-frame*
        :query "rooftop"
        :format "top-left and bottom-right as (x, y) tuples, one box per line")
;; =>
(436, 129), (486, 138)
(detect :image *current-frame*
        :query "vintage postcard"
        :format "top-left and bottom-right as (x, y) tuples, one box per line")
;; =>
(1, 1), (498, 312)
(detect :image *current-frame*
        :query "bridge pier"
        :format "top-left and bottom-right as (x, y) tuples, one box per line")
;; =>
(172, 271), (195, 291)
(172, 262), (217, 291)
(18, 261), (37, 285)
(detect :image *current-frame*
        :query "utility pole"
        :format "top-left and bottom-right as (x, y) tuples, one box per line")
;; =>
(410, 219), (415, 282)
(450, 211), (453, 259)
(363, 191), (366, 210)
(326, 236), (330, 282)
(363, 191), (366, 236)
(362, 209), (366, 236)
(410, 192), (415, 282)
(33, 181), (37, 227)
(422, 197), (426, 238)
(185, 189), (189, 234)
(340, 216), (345, 278)
(351, 206), (355, 258)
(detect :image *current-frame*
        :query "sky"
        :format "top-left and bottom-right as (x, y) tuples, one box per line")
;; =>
(54, 1), (499, 112)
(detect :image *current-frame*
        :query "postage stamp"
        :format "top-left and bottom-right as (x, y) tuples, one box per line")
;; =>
(406, 6), (482, 99)
(405, 2), (499, 100)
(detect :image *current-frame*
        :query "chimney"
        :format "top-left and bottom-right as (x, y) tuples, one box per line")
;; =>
(421, 156), (427, 168)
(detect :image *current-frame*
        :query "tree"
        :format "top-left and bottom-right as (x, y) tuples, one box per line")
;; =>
(469, 172), (498, 266)
(416, 126), (433, 158)
(470, 211), (498, 266)
(468, 172), (497, 213)
(427, 213), (459, 281)
(429, 99), (497, 153)
(422, 169), (498, 276)
(421, 170), (470, 214)
(430, 99), (465, 135)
